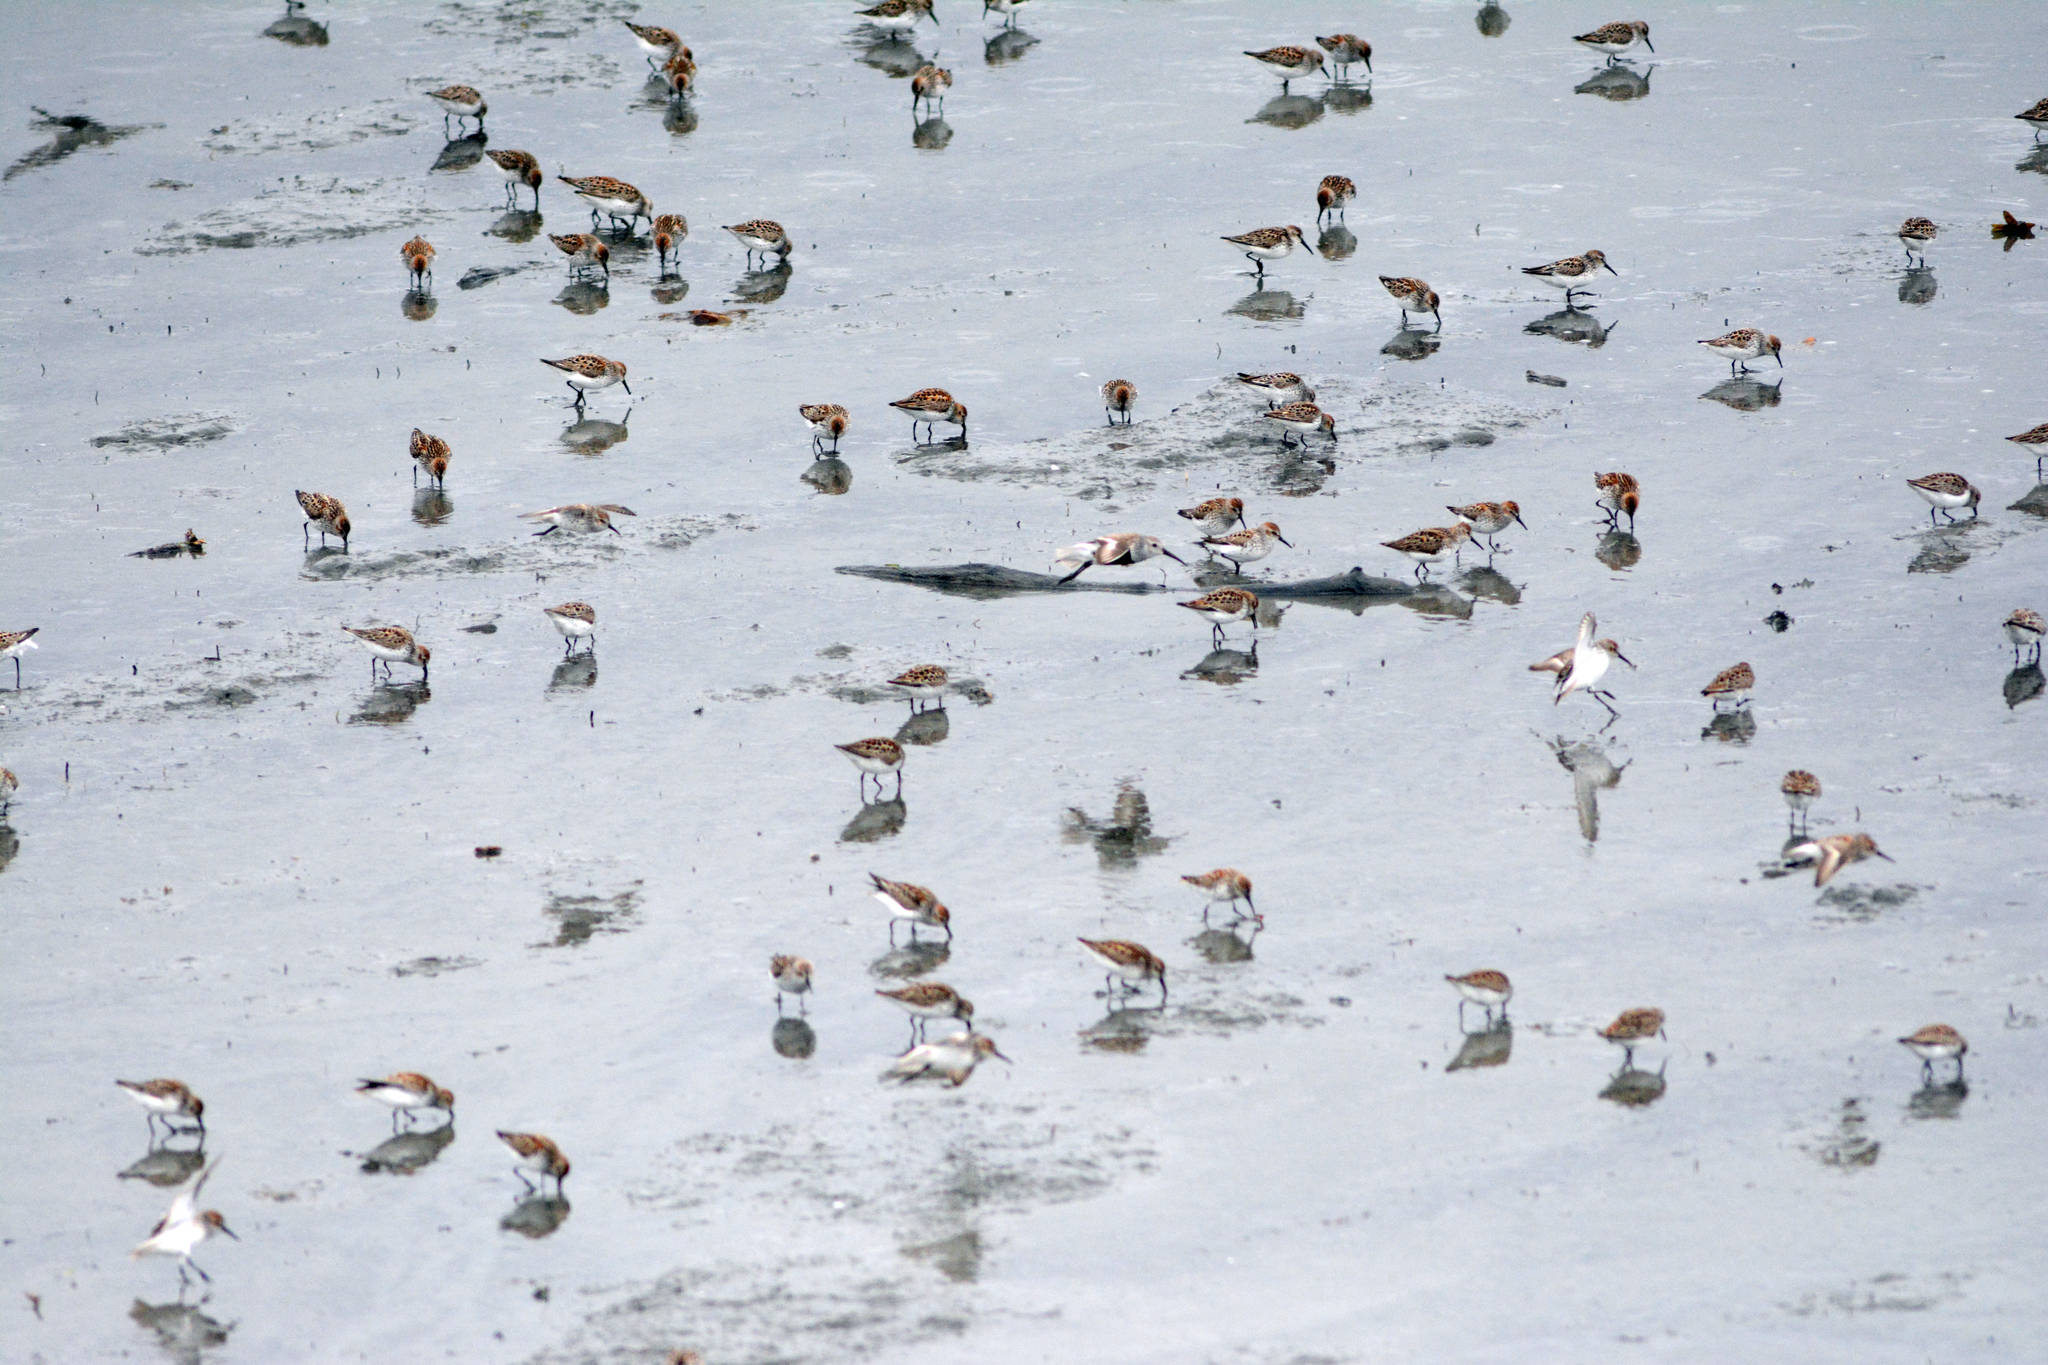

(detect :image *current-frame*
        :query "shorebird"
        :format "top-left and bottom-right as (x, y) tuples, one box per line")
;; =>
(1053, 533), (1186, 584)
(1553, 612), (1632, 720)
(884, 1031), (1008, 1086)
(132, 1161), (237, 1288)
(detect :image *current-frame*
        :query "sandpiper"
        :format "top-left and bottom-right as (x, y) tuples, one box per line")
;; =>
(425, 84), (486, 133)
(1177, 496), (1247, 538)
(1780, 769), (1820, 830)
(542, 602), (596, 654)
(1078, 938), (1168, 1003)
(497, 1131), (569, 1193)
(1379, 275), (1441, 328)
(1314, 35), (1371, 80)
(1898, 1024), (1967, 1080)
(890, 387), (968, 442)
(911, 64), (952, 115)
(876, 982), (974, 1040)
(1554, 612), (1629, 718)
(1529, 636), (1632, 684)
(1445, 969), (1512, 1027)
(1243, 45), (1324, 92)
(1381, 522), (1472, 579)
(409, 428), (450, 487)
(1053, 533), (1185, 584)
(0, 766), (15, 812)
(1178, 588), (1260, 646)
(984, 0), (1030, 26)
(556, 175), (652, 234)
(1315, 174), (1355, 223)
(1597, 1008), (1664, 1065)
(1906, 472), (1980, 525)
(839, 737), (906, 799)
(771, 955), (813, 1014)
(1898, 216), (1936, 264)
(485, 149), (542, 208)
(116, 1079), (205, 1138)
(1, 628), (40, 689)
(884, 1031), (1008, 1086)
(799, 403), (849, 454)
(661, 50), (696, 95)
(539, 355), (630, 409)
(1594, 471), (1640, 531)
(1101, 378), (1137, 426)
(1182, 867), (1258, 923)
(294, 491), (350, 549)
(1260, 401), (1337, 447)
(2005, 608), (2046, 663)
(522, 503), (636, 535)
(723, 219), (792, 268)
(1701, 661), (1754, 710)
(1573, 20), (1652, 62)
(1198, 521), (1292, 574)
(870, 873), (950, 943)
(549, 232), (610, 283)
(623, 20), (684, 66)
(132, 1161), (236, 1287)
(1221, 225), (1307, 279)
(1236, 372), (1313, 404)
(2008, 421), (2048, 478)
(342, 626), (431, 683)
(355, 1073), (453, 1129)
(399, 235), (434, 291)
(886, 664), (948, 711)
(857, 0), (936, 39)
(1788, 832), (1891, 887)
(2015, 96), (2048, 138)
(652, 214), (688, 275)
(1445, 500), (1527, 551)
(1522, 249), (1615, 303)
(1698, 328), (1781, 375)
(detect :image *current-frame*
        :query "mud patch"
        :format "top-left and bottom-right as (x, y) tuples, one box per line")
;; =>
(91, 414), (237, 451)
(141, 177), (439, 255)
(298, 516), (724, 581)
(203, 101), (421, 155)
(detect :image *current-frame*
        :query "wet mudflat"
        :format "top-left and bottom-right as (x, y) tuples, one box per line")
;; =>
(2, 1), (2046, 1361)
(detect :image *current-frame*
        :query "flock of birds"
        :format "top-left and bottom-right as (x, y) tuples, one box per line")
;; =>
(10, 4), (2042, 1331)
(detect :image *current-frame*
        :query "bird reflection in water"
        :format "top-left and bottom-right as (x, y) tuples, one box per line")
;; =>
(1575, 65), (1651, 101)
(561, 413), (630, 455)
(1190, 922), (1259, 964)
(1594, 529), (1641, 571)
(350, 682), (429, 725)
(803, 456), (853, 496)
(1477, 3), (1510, 38)
(1382, 325), (1441, 361)
(2004, 663), (2045, 709)
(1524, 307), (1617, 348)
(553, 281), (610, 316)
(771, 1016), (818, 1060)
(733, 263), (792, 305)
(913, 117), (954, 150)
(651, 277), (690, 307)
(895, 707), (949, 747)
(1600, 1061), (1667, 1107)
(1446, 1021), (1513, 1072)
(262, 1), (327, 45)
(431, 132), (488, 172)
(840, 796), (906, 843)
(870, 940), (950, 981)
(119, 1142), (208, 1189)
(1701, 709), (1757, 745)
(410, 488), (453, 527)
(130, 1298), (233, 1359)
(359, 1121), (456, 1175)
(1457, 564), (1521, 606)
(1182, 642), (1258, 684)
(1898, 266), (1937, 306)
(400, 290), (437, 322)
(1063, 782), (1171, 867)
(1322, 84), (1373, 116)
(1905, 530), (1971, 576)
(1081, 1005), (1159, 1053)
(548, 655), (597, 692)
(1248, 94), (1323, 130)
(985, 28), (1038, 65)
(662, 97), (699, 138)
(501, 1193), (571, 1238)
(1700, 377), (1782, 411)
(1228, 288), (1303, 322)
(854, 39), (929, 78)
(1316, 224), (1357, 261)
(7, 108), (153, 183)
(1906, 1079), (1969, 1121)
(486, 210), (542, 244)
(1549, 733), (1628, 840)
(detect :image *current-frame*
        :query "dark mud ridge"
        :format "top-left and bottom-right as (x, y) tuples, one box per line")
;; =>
(838, 563), (1418, 598)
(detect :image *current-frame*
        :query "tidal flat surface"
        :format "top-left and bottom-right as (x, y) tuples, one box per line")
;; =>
(2, 2), (2046, 1362)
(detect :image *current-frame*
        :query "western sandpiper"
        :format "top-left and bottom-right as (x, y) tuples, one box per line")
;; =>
(1701, 661), (1754, 710)
(542, 602), (596, 653)
(877, 982), (974, 1039)
(1445, 500), (1527, 551)
(771, 955), (813, 1014)
(1529, 635), (1633, 685)
(497, 1131), (569, 1193)
(840, 737), (906, 799)
(1379, 275), (1441, 328)
(1780, 769), (1820, 830)
(1594, 471), (1640, 531)
(1, 628), (40, 689)
(890, 387), (968, 442)
(1553, 612), (1630, 719)
(623, 20), (684, 66)
(549, 232), (610, 283)
(661, 50), (696, 96)
(1260, 401), (1337, 447)
(2014, 97), (2048, 137)
(1244, 45), (1324, 92)
(799, 403), (850, 454)
(1314, 35), (1371, 80)
(1199, 521), (1292, 573)
(342, 625), (430, 683)
(1236, 372), (1313, 404)
(116, 1079), (205, 1137)
(1078, 937), (1168, 1003)
(857, 0), (936, 39)
(485, 149), (541, 208)
(1898, 1023), (1966, 1080)
(723, 219), (791, 268)
(522, 503), (636, 536)
(1897, 216), (1936, 264)
(870, 873), (950, 942)
(408, 428), (450, 487)
(1054, 532), (1186, 584)
(294, 490), (350, 549)
(1178, 496), (1247, 537)
(1698, 328), (1781, 375)
(1101, 378), (1137, 426)
(1182, 867), (1258, 923)
(984, 0), (1030, 26)
(539, 354), (630, 409)
(1789, 832), (1891, 887)
(1381, 522), (1472, 579)
(556, 175), (652, 234)
(355, 1073), (453, 1129)
(887, 663), (948, 711)
(1597, 1007), (1664, 1065)
(1906, 472), (1980, 524)
(1315, 174), (1355, 223)
(1221, 225), (1307, 279)
(911, 64), (952, 115)
(884, 1030), (1008, 1086)
(649, 214), (687, 274)
(2005, 607), (2045, 663)
(399, 235), (435, 291)
(1178, 588), (1260, 645)
(0, 766), (15, 812)
(1574, 21), (1652, 62)
(425, 84), (486, 133)
(1445, 969), (1512, 1026)
(2008, 421), (2048, 477)
(132, 1161), (236, 1287)
(1522, 249), (1615, 303)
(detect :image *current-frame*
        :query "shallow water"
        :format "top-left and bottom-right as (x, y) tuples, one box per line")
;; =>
(3, 1), (2046, 1361)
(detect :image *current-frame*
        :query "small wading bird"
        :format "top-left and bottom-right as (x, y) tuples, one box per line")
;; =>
(623, 21), (685, 67)
(2005, 607), (2045, 663)
(1101, 378), (1136, 425)
(1597, 1008), (1665, 1066)
(857, 0), (937, 40)
(294, 490), (350, 550)
(1260, 402), (1337, 447)
(522, 503), (636, 536)
(1551, 612), (1633, 719)
(911, 64), (951, 116)
(890, 387), (968, 442)
(1906, 472), (1979, 525)
(884, 1031), (1009, 1086)
(341, 625), (431, 683)
(1445, 969), (1512, 1028)
(1053, 532), (1186, 584)
(539, 355), (630, 410)
(1780, 769), (1820, 831)
(723, 219), (792, 268)
(1445, 500), (1527, 552)
(652, 214), (687, 274)
(1182, 867), (1259, 924)
(1898, 1024), (1967, 1081)
(549, 232), (610, 283)
(115, 1078), (205, 1138)
(1315, 34), (1371, 80)
(1221, 224), (1307, 280)
(1701, 661), (1754, 710)
(1697, 328), (1782, 376)
(876, 982), (974, 1041)
(399, 235), (434, 291)
(870, 873), (951, 943)
(839, 737), (906, 800)
(1594, 471), (1640, 532)
(424, 83), (486, 134)
(542, 602), (597, 654)
(1177, 496), (1246, 538)
(556, 175), (653, 234)
(1078, 938), (1168, 1004)
(886, 663), (948, 711)
(354, 1073), (454, 1131)
(1315, 174), (1355, 223)
(485, 149), (541, 209)
(132, 1160), (237, 1288)
(800, 403), (849, 454)
(1179, 588), (1260, 646)
(1243, 44), (1324, 93)
(1, 627), (40, 689)
(1380, 275), (1441, 328)
(1574, 20), (1652, 63)
(770, 955), (813, 1014)
(497, 1131), (569, 1194)
(1199, 521), (1291, 573)
(1522, 248), (1615, 304)
(1788, 832), (1891, 888)
(408, 428), (450, 487)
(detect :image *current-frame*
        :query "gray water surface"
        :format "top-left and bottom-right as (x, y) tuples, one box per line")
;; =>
(3, 2), (2046, 1362)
